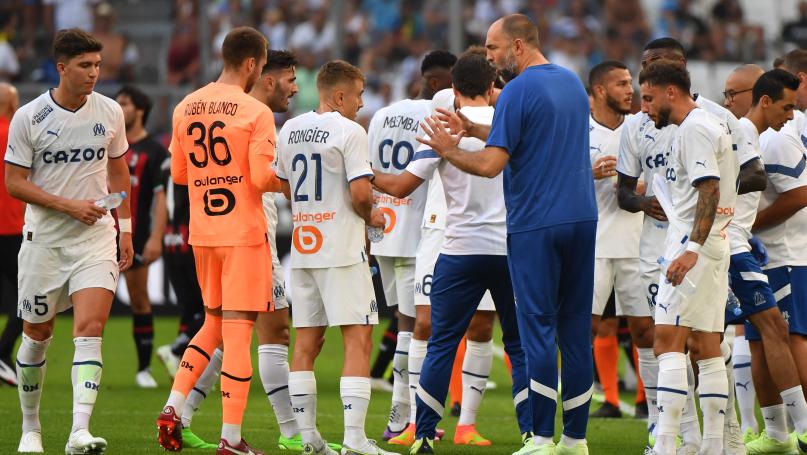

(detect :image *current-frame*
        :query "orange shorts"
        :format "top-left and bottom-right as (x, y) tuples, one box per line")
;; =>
(192, 242), (273, 312)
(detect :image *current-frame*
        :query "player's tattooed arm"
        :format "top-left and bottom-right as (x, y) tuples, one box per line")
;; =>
(617, 172), (667, 221)
(737, 158), (766, 195)
(690, 178), (720, 246)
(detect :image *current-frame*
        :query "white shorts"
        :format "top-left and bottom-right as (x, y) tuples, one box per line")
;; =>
(413, 227), (494, 311)
(640, 256), (661, 319)
(593, 257), (649, 317)
(291, 262), (379, 328)
(655, 249), (729, 333)
(18, 236), (118, 324)
(377, 255), (415, 318)
(271, 249), (288, 310)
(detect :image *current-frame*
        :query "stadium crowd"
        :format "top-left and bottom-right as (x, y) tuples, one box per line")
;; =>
(4, 2), (807, 455)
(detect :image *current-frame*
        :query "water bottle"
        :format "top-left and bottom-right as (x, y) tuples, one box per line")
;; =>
(95, 191), (127, 210)
(657, 256), (698, 298)
(367, 226), (384, 243)
(727, 288), (743, 317)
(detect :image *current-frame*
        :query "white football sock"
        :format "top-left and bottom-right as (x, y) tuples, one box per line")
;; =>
(289, 371), (318, 444)
(387, 331), (411, 432)
(16, 334), (51, 434)
(732, 336), (758, 434)
(680, 355), (701, 449)
(654, 352), (687, 455)
(761, 404), (789, 442)
(637, 347), (659, 436)
(341, 376), (371, 448)
(258, 344), (298, 438)
(71, 337), (103, 433)
(408, 338), (427, 425)
(181, 347), (222, 428)
(221, 423), (241, 446)
(459, 340), (492, 426)
(780, 385), (807, 433)
(697, 357), (728, 454)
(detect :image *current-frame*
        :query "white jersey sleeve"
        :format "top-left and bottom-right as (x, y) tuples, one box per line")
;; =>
(616, 113), (644, 179)
(108, 102), (128, 158)
(760, 128), (807, 194)
(343, 123), (373, 182)
(6, 110), (34, 167)
(406, 141), (440, 180)
(728, 117), (763, 255)
(696, 95), (758, 167)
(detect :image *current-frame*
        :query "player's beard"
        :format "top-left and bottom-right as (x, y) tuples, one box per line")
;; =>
(497, 49), (518, 81)
(654, 106), (672, 129)
(605, 94), (631, 115)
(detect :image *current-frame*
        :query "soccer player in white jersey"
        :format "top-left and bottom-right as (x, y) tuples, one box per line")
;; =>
(617, 37), (756, 454)
(367, 50), (456, 441)
(726, 67), (807, 454)
(639, 61), (739, 455)
(275, 60), (391, 455)
(586, 60), (649, 419)
(4, 29), (133, 454)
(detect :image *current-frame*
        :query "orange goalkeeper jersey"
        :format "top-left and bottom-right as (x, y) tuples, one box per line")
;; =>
(170, 82), (280, 246)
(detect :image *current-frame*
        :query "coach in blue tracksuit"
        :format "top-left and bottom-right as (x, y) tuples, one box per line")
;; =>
(418, 14), (597, 455)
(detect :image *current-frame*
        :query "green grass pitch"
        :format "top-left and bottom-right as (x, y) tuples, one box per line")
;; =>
(0, 316), (648, 453)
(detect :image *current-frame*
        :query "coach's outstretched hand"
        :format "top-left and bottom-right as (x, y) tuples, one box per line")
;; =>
(417, 115), (464, 158)
(118, 232), (134, 272)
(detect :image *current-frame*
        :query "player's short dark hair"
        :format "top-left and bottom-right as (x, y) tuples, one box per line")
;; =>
(643, 37), (686, 58)
(773, 56), (785, 69)
(784, 49), (807, 75)
(752, 69), (800, 106)
(263, 49), (298, 74)
(451, 53), (497, 99)
(639, 61), (691, 94)
(53, 28), (103, 63)
(501, 14), (540, 48)
(588, 60), (628, 88)
(221, 26), (268, 70)
(116, 85), (153, 125)
(421, 50), (457, 75)
(316, 60), (364, 91)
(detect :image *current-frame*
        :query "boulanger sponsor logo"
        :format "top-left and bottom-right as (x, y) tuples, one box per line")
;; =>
(379, 207), (396, 234)
(293, 225), (323, 254)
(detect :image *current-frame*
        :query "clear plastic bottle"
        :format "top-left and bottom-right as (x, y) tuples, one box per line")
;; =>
(367, 225), (384, 243)
(727, 288), (743, 317)
(95, 191), (127, 210)
(657, 256), (698, 298)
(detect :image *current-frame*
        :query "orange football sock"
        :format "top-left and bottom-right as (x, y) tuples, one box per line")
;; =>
(594, 335), (619, 406)
(504, 352), (512, 375)
(634, 345), (646, 404)
(171, 313), (222, 396)
(221, 319), (255, 426)
(449, 337), (466, 406)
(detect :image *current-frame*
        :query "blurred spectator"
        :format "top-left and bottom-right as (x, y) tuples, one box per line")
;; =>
(259, 8), (288, 49)
(655, 0), (712, 60)
(362, 0), (401, 37)
(93, 3), (138, 83)
(0, 9), (20, 82)
(710, 0), (765, 62)
(290, 50), (320, 116)
(43, 0), (99, 36)
(783, 1), (807, 49)
(167, 2), (200, 87)
(289, 7), (335, 57)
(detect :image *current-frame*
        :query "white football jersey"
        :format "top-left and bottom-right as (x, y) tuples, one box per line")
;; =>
(616, 112), (676, 262)
(368, 99), (431, 257)
(757, 110), (807, 268)
(276, 111), (372, 269)
(727, 117), (763, 255)
(4, 90), (127, 246)
(407, 106), (505, 255)
(696, 95), (759, 169)
(419, 88), (455, 232)
(665, 108), (738, 260)
(590, 114), (642, 258)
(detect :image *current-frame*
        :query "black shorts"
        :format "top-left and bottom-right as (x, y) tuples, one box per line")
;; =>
(164, 252), (204, 311)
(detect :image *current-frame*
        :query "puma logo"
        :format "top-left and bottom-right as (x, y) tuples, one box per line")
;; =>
(470, 386), (484, 395)
(658, 303), (670, 313)
(644, 134), (656, 142)
(658, 406), (664, 413)
(46, 130), (59, 138)
(695, 160), (707, 167)
(735, 381), (750, 391)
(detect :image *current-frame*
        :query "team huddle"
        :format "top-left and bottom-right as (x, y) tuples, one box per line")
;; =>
(5, 9), (807, 455)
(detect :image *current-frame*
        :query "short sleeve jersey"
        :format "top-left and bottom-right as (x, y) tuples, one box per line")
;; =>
(407, 106), (505, 255)
(169, 82), (277, 247)
(276, 111), (373, 269)
(617, 112), (676, 261)
(757, 111), (807, 268)
(666, 108), (738, 259)
(4, 90), (127, 246)
(368, 99), (431, 257)
(727, 117), (763, 255)
(590, 114), (643, 258)
(695, 94), (759, 168)
(127, 136), (169, 245)
(419, 89), (455, 231)
(486, 64), (597, 233)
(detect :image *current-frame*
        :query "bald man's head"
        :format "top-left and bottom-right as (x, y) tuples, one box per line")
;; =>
(497, 14), (540, 48)
(486, 14), (542, 79)
(723, 64), (764, 118)
(0, 83), (18, 118)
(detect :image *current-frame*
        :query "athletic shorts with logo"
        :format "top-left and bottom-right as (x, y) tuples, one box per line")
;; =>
(724, 252), (777, 335)
(291, 261), (378, 327)
(746, 265), (807, 339)
(193, 241), (273, 312)
(593, 257), (648, 317)
(414, 226), (494, 311)
(377, 255), (415, 318)
(18, 234), (118, 323)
